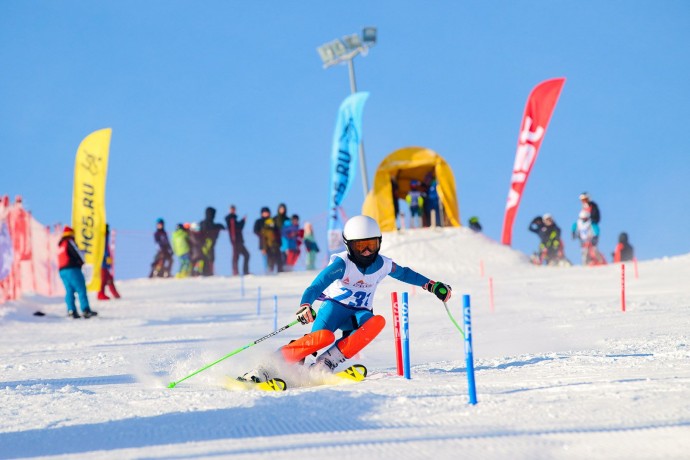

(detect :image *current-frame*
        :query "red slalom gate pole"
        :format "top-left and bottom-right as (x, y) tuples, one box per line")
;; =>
(390, 292), (403, 376)
(633, 257), (639, 279)
(621, 264), (626, 312)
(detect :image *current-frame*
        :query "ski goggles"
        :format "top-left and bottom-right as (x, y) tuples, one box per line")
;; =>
(350, 238), (380, 254)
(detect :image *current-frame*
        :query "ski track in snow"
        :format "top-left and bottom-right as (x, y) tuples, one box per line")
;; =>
(2, 228), (690, 459)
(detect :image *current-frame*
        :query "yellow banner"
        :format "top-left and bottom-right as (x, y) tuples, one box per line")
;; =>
(72, 128), (111, 292)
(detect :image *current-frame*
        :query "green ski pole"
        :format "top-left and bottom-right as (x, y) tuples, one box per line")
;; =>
(443, 301), (466, 339)
(168, 318), (300, 389)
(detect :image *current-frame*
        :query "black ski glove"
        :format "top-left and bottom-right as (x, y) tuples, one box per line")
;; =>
(424, 280), (452, 302)
(296, 304), (317, 325)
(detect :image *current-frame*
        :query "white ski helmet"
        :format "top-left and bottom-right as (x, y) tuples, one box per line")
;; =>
(342, 215), (382, 267)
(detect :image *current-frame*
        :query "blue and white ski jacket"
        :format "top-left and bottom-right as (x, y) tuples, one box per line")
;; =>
(300, 251), (430, 311)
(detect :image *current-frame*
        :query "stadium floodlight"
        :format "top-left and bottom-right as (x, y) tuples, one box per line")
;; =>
(362, 27), (377, 46)
(316, 27), (377, 195)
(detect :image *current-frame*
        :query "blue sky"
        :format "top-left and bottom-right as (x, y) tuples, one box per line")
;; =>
(2, 1), (689, 278)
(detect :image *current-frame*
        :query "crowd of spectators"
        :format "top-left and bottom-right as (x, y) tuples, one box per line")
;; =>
(152, 203), (320, 278)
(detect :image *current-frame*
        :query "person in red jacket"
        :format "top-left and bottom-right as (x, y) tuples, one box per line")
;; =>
(58, 226), (97, 319)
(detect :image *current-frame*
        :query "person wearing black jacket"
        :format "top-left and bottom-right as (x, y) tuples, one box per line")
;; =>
(225, 204), (250, 276)
(150, 218), (173, 278)
(200, 207), (225, 276)
(579, 192), (600, 224)
(58, 226), (97, 318)
(529, 214), (564, 265)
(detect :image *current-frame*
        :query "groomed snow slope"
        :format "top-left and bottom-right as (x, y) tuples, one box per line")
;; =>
(1, 227), (689, 459)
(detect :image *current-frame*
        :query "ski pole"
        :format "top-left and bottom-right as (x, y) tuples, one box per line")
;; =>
(168, 318), (300, 388)
(443, 301), (466, 339)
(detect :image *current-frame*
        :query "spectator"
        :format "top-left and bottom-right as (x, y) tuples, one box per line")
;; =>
(98, 224), (121, 300)
(150, 218), (173, 278)
(529, 214), (566, 266)
(274, 203), (290, 265)
(423, 172), (441, 227)
(303, 221), (319, 270)
(468, 216), (482, 232)
(391, 174), (401, 230)
(188, 222), (204, 276)
(172, 223), (191, 278)
(405, 180), (425, 229)
(572, 210), (606, 265)
(579, 192), (601, 224)
(58, 226), (97, 318)
(225, 205), (250, 276)
(199, 207), (225, 276)
(613, 232), (635, 262)
(282, 214), (304, 270)
(254, 206), (282, 274)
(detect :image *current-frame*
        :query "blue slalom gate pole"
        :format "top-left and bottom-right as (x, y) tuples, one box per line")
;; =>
(463, 294), (477, 404)
(401, 291), (411, 379)
(256, 286), (261, 316)
(273, 295), (278, 331)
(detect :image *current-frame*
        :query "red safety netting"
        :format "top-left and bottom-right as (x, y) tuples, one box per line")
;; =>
(0, 195), (64, 304)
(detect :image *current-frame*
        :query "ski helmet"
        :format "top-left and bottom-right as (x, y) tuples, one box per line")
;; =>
(342, 215), (382, 268)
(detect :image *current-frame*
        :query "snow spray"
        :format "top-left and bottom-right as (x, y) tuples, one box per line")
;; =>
(480, 259), (485, 277)
(240, 275), (245, 298)
(390, 292), (403, 376)
(273, 295), (278, 331)
(256, 286), (261, 316)
(621, 264), (626, 312)
(401, 292), (411, 379)
(633, 257), (639, 279)
(463, 294), (478, 404)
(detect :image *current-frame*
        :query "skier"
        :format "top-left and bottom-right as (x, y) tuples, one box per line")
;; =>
(240, 215), (452, 382)
(58, 226), (98, 318)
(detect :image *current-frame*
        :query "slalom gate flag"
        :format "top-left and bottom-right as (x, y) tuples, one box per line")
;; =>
(501, 78), (565, 246)
(72, 128), (111, 291)
(327, 92), (370, 253)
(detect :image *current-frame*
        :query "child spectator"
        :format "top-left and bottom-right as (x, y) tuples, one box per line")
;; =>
(172, 223), (191, 278)
(282, 214), (304, 270)
(405, 180), (425, 229)
(98, 224), (121, 300)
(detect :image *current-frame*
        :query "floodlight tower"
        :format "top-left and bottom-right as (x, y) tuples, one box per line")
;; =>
(317, 27), (377, 196)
